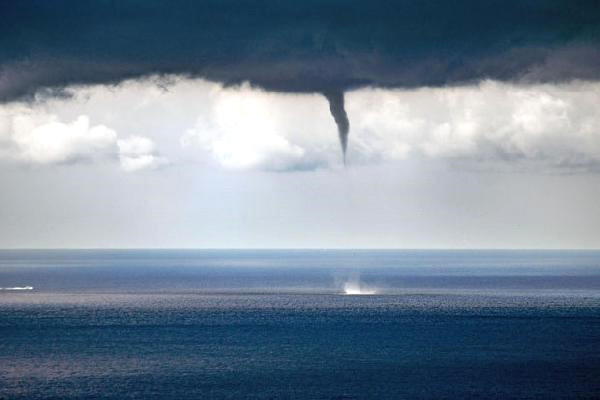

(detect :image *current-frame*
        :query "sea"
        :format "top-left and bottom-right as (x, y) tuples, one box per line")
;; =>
(1, 249), (599, 399)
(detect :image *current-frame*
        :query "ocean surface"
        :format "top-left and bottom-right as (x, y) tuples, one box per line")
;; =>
(1, 250), (599, 399)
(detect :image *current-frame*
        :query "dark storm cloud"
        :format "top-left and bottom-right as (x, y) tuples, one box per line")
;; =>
(1, 0), (600, 153)
(2, 0), (600, 101)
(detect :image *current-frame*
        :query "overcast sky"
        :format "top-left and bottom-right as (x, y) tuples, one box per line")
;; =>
(1, 1), (600, 248)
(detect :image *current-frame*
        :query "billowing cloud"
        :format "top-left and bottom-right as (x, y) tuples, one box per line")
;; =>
(117, 136), (168, 172)
(0, 109), (116, 164)
(348, 81), (600, 171)
(180, 84), (338, 171)
(180, 80), (600, 172)
(0, 106), (166, 171)
(2, 78), (599, 173)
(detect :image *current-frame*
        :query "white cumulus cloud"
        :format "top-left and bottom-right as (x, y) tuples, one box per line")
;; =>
(0, 109), (117, 164)
(0, 105), (167, 171)
(347, 81), (600, 171)
(179, 79), (600, 172)
(4, 77), (600, 173)
(117, 136), (168, 172)
(180, 83), (338, 171)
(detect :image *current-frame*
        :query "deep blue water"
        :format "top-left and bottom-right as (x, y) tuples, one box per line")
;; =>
(1, 250), (599, 399)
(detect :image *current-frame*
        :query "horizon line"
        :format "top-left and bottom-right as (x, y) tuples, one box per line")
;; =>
(1, 248), (599, 252)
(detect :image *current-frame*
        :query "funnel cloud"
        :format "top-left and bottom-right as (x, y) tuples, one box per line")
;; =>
(323, 91), (350, 159)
